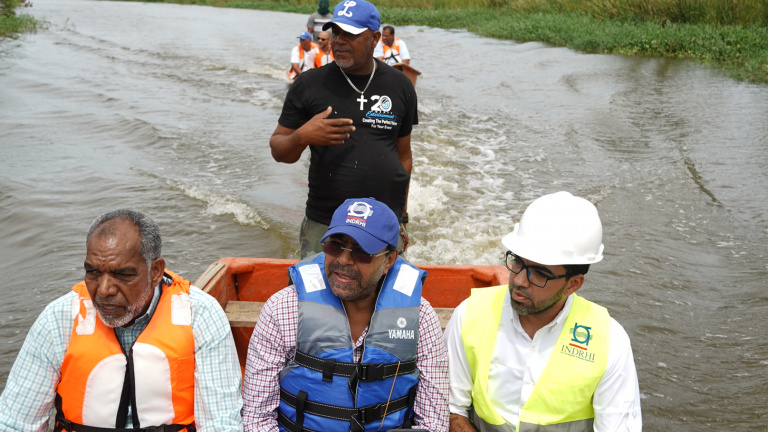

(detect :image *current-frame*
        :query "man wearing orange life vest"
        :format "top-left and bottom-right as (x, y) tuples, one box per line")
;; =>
(0, 210), (243, 432)
(289, 31), (320, 80)
(374, 25), (410, 66)
(314, 30), (334, 67)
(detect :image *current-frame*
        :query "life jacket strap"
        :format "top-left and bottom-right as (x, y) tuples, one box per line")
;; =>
(279, 386), (414, 426)
(401, 385), (418, 428)
(294, 350), (417, 382)
(55, 393), (195, 432)
(277, 410), (320, 432)
(54, 420), (194, 432)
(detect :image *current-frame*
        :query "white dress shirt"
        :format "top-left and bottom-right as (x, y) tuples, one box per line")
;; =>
(445, 291), (642, 431)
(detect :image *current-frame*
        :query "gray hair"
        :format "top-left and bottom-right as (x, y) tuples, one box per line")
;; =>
(86, 209), (162, 269)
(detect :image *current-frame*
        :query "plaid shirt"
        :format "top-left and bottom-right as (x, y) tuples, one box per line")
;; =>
(0, 277), (243, 432)
(242, 286), (450, 432)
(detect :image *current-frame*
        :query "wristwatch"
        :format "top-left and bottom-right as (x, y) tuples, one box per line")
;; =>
(400, 213), (409, 224)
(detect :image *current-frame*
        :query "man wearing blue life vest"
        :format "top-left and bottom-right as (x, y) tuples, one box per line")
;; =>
(445, 192), (642, 432)
(241, 198), (449, 432)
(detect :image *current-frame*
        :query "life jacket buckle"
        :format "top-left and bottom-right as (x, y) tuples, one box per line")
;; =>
(360, 402), (386, 424)
(359, 363), (384, 382)
(56, 419), (73, 432)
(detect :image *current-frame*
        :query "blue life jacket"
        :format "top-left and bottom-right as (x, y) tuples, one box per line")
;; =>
(278, 253), (426, 432)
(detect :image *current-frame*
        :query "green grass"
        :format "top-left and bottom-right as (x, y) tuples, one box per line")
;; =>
(203, 1), (768, 83)
(77, 0), (768, 83)
(0, 13), (42, 36)
(1, 0), (46, 37)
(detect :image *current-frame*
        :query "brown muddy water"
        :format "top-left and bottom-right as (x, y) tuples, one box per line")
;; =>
(1, 0), (767, 429)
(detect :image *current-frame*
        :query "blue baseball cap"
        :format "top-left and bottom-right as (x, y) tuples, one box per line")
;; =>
(298, 31), (313, 40)
(321, 198), (399, 254)
(322, 0), (381, 35)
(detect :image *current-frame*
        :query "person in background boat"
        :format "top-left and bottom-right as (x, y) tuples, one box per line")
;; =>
(306, 0), (332, 42)
(241, 197), (449, 432)
(444, 192), (642, 432)
(0, 210), (243, 432)
(374, 25), (410, 66)
(269, 0), (417, 258)
(289, 31), (319, 81)
(314, 30), (334, 67)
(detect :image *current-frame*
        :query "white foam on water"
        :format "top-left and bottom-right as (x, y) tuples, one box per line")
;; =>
(165, 179), (268, 229)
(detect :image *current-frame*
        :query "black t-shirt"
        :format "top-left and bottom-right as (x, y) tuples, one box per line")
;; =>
(279, 60), (418, 225)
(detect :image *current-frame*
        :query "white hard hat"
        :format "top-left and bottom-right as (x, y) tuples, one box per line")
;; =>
(502, 191), (604, 265)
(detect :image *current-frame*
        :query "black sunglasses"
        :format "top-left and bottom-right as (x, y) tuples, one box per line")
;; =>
(322, 239), (388, 264)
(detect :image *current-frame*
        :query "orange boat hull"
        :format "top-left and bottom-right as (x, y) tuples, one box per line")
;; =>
(195, 257), (507, 368)
(392, 62), (421, 87)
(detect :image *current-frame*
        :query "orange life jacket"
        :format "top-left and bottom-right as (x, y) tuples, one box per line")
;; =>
(314, 48), (334, 68)
(382, 37), (403, 64)
(288, 42), (320, 80)
(55, 270), (196, 431)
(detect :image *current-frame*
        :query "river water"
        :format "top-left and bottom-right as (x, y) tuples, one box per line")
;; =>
(1, 0), (767, 429)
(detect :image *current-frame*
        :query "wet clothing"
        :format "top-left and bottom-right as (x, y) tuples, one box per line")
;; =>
(279, 60), (417, 227)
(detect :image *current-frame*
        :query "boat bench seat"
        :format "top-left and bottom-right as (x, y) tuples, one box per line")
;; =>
(224, 301), (455, 330)
(225, 301), (264, 327)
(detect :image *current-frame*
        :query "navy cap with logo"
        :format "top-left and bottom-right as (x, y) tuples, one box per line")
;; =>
(320, 198), (399, 254)
(322, 0), (381, 35)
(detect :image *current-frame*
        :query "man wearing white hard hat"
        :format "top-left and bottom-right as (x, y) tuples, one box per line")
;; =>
(444, 192), (642, 432)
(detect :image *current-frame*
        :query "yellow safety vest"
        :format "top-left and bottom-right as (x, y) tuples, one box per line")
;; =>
(460, 285), (610, 432)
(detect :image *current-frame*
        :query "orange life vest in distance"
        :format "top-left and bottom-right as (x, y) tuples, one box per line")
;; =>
(382, 37), (403, 64)
(314, 48), (334, 68)
(56, 270), (196, 430)
(288, 42), (320, 80)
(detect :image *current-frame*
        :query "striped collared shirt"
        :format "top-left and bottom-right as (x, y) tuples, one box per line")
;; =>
(241, 286), (450, 432)
(0, 276), (243, 432)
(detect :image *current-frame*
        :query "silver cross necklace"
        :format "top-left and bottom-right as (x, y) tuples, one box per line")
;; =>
(339, 59), (377, 110)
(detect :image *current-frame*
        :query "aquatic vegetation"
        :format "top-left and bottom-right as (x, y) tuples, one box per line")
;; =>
(109, 0), (768, 83)
(0, 0), (46, 37)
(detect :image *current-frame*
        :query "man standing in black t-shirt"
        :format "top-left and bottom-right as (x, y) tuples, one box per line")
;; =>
(269, 0), (417, 258)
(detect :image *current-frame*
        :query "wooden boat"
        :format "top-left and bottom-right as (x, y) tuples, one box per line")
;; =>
(392, 62), (421, 87)
(194, 257), (507, 369)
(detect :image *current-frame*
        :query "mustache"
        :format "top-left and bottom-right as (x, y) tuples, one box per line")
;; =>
(509, 282), (530, 300)
(328, 261), (361, 279)
(94, 296), (127, 307)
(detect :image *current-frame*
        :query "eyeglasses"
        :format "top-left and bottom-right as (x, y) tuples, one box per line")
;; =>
(322, 239), (389, 264)
(318, 38), (328, 41)
(505, 251), (568, 288)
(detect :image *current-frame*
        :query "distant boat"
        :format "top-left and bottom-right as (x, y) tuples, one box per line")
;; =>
(287, 62), (421, 86)
(392, 62), (421, 87)
(194, 257), (507, 369)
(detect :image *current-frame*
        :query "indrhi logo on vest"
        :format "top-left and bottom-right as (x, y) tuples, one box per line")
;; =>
(560, 322), (596, 362)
